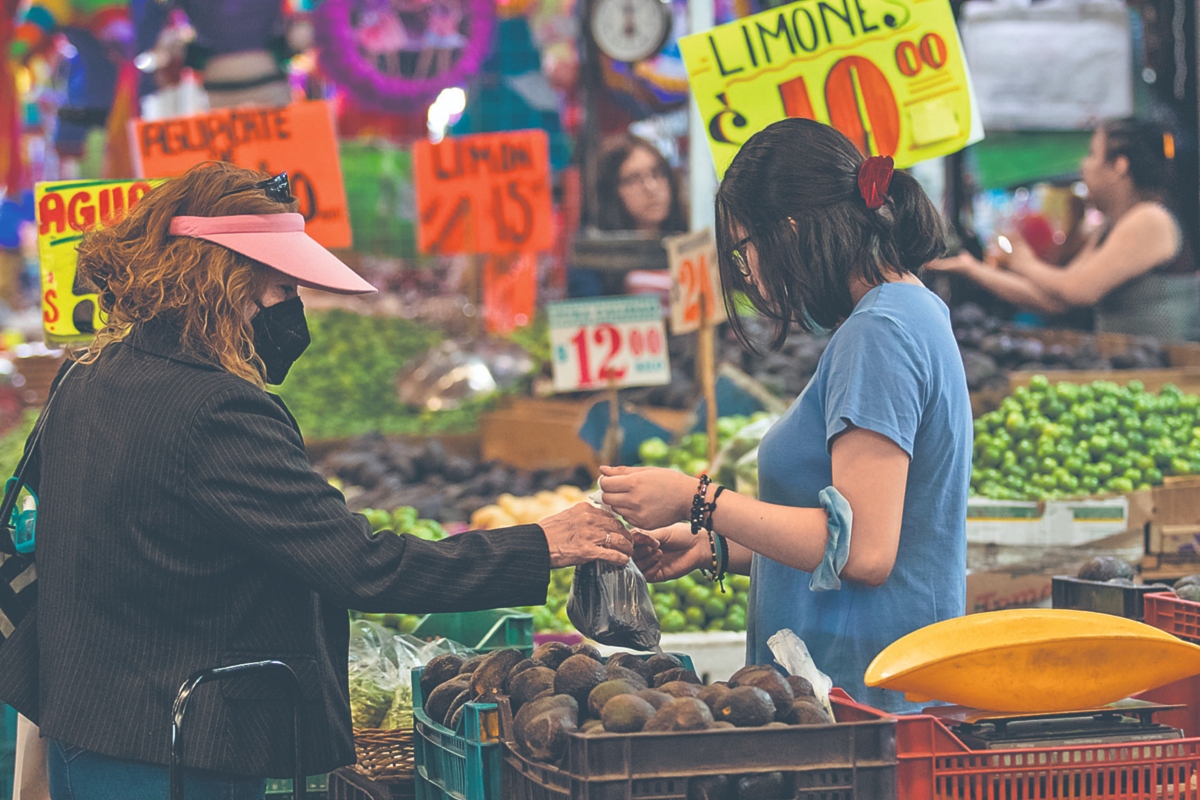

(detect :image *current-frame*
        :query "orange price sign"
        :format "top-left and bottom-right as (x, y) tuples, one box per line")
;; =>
(679, 0), (982, 176)
(666, 229), (725, 335)
(412, 130), (553, 256)
(131, 100), (351, 248)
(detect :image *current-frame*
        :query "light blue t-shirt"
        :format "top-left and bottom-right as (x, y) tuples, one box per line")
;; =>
(747, 283), (971, 713)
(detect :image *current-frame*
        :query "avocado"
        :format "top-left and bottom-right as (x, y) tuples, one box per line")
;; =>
(520, 707), (578, 763)
(687, 775), (730, 800)
(457, 655), (486, 675)
(449, 703), (468, 732)
(554, 655), (608, 707)
(513, 694), (579, 750)
(635, 689), (672, 710)
(471, 649), (526, 698)
(509, 667), (558, 714)
(645, 653), (684, 676)
(425, 679), (471, 725)
(607, 652), (655, 684)
(715, 686), (775, 728)
(572, 643), (603, 661)
(786, 675), (815, 699)
(697, 683), (732, 716)
(601, 694), (657, 733)
(658, 681), (703, 699)
(531, 642), (574, 671)
(588, 679), (642, 718)
(1077, 556), (1135, 582)
(442, 688), (474, 728)
(606, 664), (650, 689)
(503, 658), (540, 694)
(420, 654), (465, 699)
(729, 667), (793, 719)
(644, 698), (715, 732)
(786, 698), (834, 725)
(581, 719), (605, 733)
(733, 772), (788, 800)
(653, 668), (702, 688)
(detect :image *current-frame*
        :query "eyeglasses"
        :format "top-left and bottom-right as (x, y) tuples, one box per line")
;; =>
(220, 172), (295, 204)
(730, 235), (753, 279)
(618, 165), (669, 190)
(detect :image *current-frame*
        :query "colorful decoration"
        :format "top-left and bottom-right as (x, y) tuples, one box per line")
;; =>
(314, 0), (496, 111)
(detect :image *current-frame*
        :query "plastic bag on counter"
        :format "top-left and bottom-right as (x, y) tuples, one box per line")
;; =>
(768, 628), (835, 720)
(348, 620), (423, 730)
(567, 559), (661, 651)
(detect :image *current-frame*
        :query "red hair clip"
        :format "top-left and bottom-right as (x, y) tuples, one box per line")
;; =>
(857, 155), (895, 210)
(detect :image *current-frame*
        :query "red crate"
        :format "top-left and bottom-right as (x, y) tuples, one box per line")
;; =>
(1144, 592), (1200, 644)
(895, 713), (1200, 799)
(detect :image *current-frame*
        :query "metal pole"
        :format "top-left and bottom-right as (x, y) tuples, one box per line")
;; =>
(688, 0), (717, 233)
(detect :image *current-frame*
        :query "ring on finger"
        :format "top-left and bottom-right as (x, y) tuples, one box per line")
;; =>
(604, 531), (612, 548)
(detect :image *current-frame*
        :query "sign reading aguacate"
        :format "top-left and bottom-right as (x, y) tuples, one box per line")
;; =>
(35, 179), (164, 342)
(679, 0), (982, 176)
(131, 100), (352, 249)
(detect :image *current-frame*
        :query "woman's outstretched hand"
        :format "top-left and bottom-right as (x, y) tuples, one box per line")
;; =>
(538, 502), (633, 569)
(632, 523), (710, 582)
(598, 465), (695, 531)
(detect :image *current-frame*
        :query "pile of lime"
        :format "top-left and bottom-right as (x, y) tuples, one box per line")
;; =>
(973, 377), (1200, 501)
(637, 414), (765, 475)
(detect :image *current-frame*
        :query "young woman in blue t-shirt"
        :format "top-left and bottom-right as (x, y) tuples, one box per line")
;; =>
(599, 119), (972, 711)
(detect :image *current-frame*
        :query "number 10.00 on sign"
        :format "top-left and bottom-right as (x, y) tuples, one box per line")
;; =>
(547, 296), (670, 393)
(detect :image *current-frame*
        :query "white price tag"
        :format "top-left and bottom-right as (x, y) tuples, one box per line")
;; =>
(547, 295), (671, 392)
(666, 228), (725, 336)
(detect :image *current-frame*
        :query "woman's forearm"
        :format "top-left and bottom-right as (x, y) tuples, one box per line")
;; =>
(963, 263), (1070, 314)
(726, 537), (754, 575)
(708, 489), (830, 574)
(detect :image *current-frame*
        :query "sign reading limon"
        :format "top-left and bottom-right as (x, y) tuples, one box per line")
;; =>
(35, 179), (165, 342)
(679, 0), (981, 176)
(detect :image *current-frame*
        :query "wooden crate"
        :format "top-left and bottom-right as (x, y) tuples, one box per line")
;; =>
(15, 354), (67, 407)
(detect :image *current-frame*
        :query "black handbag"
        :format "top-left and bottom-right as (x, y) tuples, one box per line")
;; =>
(0, 361), (78, 643)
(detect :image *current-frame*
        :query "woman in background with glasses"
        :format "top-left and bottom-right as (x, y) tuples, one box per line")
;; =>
(569, 134), (688, 296)
(0, 162), (631, 799)
(599, 119), (972, 712)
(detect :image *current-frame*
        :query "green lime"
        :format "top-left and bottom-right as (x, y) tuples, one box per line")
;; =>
(638, 437), (671, 466)
(728, 574), (750, 592)
(661, 610), (687, 633)
(1146, 467), (1164, 485)
(676, 575), (697, 593)
(686, 586), (713, 608)
(1125, 468), (1144, 485)
(704, 596), (727, 619)
(685, 607), (706, 627)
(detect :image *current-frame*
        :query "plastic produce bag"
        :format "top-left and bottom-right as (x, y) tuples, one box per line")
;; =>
(567, 559), (661, 651)
(712, 415), (777, 488)
(734, 445), (760, 499)
(348, 620), (423, 730)
(768, 629), (835, 720)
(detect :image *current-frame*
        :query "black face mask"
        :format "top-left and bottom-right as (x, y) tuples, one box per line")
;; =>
(252, 296), (310, 385)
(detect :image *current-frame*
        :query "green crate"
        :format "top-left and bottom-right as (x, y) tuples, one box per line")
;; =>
(1, 705), (16, 800)
(412, 667), (502, 800)
(411, 610), (533, 657)
(265, 773), (328, 798)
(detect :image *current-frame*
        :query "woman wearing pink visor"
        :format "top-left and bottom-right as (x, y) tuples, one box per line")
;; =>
(0, 162), (631, 799)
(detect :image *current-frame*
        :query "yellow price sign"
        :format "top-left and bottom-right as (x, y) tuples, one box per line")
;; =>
(34, 179), (163, 343)
(680, 0), (982, 177)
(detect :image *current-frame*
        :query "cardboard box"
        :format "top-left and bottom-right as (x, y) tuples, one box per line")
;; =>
(967, 496), (1132, 547)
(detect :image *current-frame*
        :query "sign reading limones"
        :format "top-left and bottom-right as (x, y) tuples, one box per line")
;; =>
(679, 0), (981, 176)
(547, 296), (670, 392)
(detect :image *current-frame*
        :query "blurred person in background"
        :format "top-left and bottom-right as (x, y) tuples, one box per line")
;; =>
(927, 118), (1199, 342)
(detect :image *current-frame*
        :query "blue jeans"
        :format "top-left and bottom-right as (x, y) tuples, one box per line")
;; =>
(48, 739), (266, 800)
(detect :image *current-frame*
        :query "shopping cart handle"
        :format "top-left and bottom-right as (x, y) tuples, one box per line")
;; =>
(170, 660), (305, 800)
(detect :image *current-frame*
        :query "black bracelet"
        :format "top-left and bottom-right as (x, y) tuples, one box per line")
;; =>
(690, 474), (712, 536)
(704, 486), (726, 533)
(716, 533), (730, 578)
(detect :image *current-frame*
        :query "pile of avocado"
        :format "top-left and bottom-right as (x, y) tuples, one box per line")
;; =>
(418, 641), (835, 778)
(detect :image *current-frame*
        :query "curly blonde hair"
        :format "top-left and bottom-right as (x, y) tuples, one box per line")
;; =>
(75, 161), (299, 386)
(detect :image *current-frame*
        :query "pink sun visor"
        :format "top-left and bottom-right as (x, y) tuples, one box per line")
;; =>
(168, 213), (376, 295)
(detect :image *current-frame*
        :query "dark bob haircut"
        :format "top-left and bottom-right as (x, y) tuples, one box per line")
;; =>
(595, 134), (688, 234)
(715, 118), (945, 350)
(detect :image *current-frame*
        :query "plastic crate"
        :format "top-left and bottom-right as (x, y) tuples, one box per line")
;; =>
(1050, 576), (1164, 620)
(412, 610), (534, 656)
(328, 767), (416, 800)
(411, 655), (697, 800)
(1143, 591), (1200, 643)
(502, 689), (897, 800)
(413, 666), (504, 800)
(265, 774), (328, 797)
(1, 704), (16, 800)
(894, 711), (1200, 799)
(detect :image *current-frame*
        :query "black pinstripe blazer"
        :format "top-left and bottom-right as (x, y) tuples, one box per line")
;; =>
(0, 318), (551, 777)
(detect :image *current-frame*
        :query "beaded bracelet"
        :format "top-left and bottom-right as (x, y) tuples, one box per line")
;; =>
(689, 474), (712, 536)
(702, 486), (728, 591)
